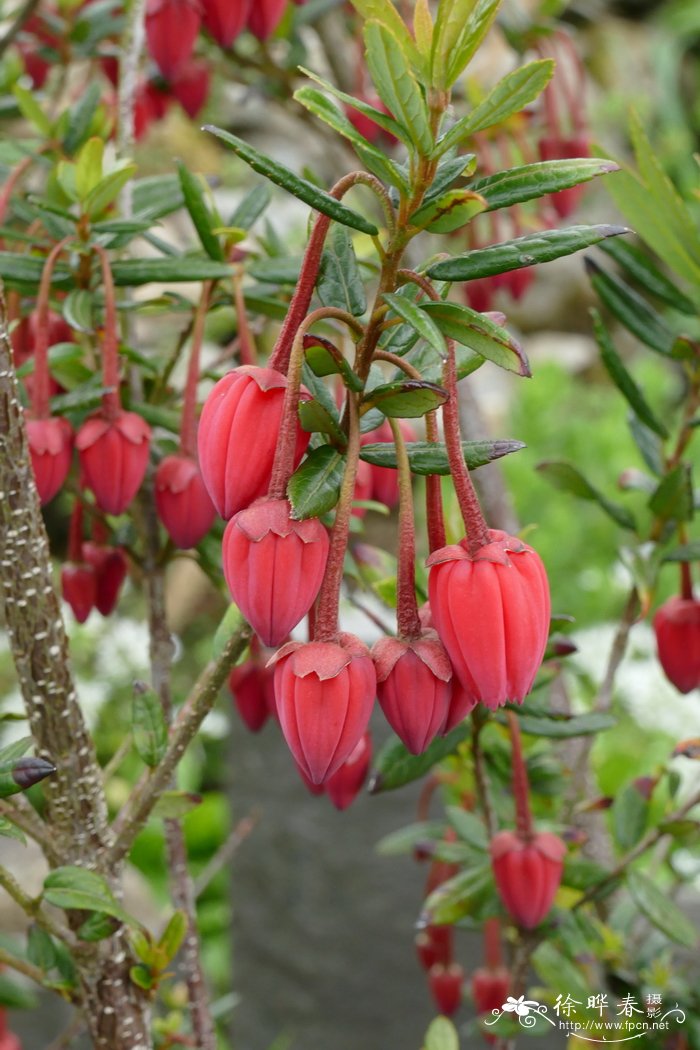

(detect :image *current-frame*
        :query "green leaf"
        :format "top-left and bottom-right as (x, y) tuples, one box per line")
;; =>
(438, 59), (554, 152)
(422, 863), (495, 925)
(445, 806), (488, 851)
(12, 84), (52, 135)
(361, 379), (448, 418)
(131, 174), (185, 221)
(505, 709), (616, 738)
(383, 292), (445, 356)
(176, 162), (224, 261)
(304, 338), (363, 392)
(159, 910), (188, 964)
(536, 460), (636, 531)
(427, 225), (629, 282)
(74, 137), (104, 201)
(599, 237), (698, 315)
(627, 869), (697, 948)
(204, 126), (378, 236)
(110, 257), (234, 286)
(152, 790), (202, 819)
(423, 1016), (459, 1050)
(298, 399), (345, 441)
(43, 867), (133, 924)
(348, 0), (423, 72)
(294, 86), (406, 191)
(532, 942), (590, 1003)
(662, 541), (700, 563)
(0, 815), (26, 843)
(131, 685), (168, 768)
(612, 783), (649, 851)
(648, 464), (694, 523)
(375, 820), (447, 856)
(587, 259), (678, 357)
(360, 437), (525, 475)
(130, 964), (154, 991)
(27, 925), (57, 972)
(0, 738), (32, 766)
(0, 250), (72, 290)
(63, 82), (102, 155)
(317, 225), (367, 317)
(287, 445), (346, 519)
(628, 415), (665, 476)
(411, 189), (487, 233)
(363, 20), (432, 154)
(62, 288), (94, 333)
(78, 912), (120, 942)
(440, 0), (503, 90)
(421, 300), (530, 376)
(84, 164), (137, 219)
(369, 723), (470, 793)
(212, 603), (246, 661)
(591, 309), (668, 437)
(228, 183), (272, 230)
(470, 158), (618, 212)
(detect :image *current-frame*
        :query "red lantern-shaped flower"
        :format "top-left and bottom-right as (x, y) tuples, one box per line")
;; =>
(415, 924), (453, 971)
(228, 642), (276, 732)
(428, 963), (464, 1017)
(222, 498), (329, 647)
(472, 966), (510, 1018)
(324, 731), (372, 810)
(77, 410), (151, 515)
(145, 0), (201, 81)
(201, 0), (250, 47)
(247, 0), (287, 40)
(427, 530), (550, 710)
(373, 633), (452, 754)
(155, 454), (216, 549)
(170, 58), (211, 118)
(271, 633), (376, 785)
(490, 830), (566, 929)
(198, 366), (310, 520)
(25, 416), (73, 505)
(82, 541), (128, 617)
(653, 596), (700, 694)
(61, 563), (97, 624)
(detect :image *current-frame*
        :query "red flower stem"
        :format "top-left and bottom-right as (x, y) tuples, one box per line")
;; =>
(314, 393), (361, 642)
(442, 343), (490, 555)
(232, 268), (256, 366)
(483, 917), (503, 971)
(555, 29), (587, 135)
(506, 710), (533, 840)
(390, 417), (422, 640)
(680, 560), (694, 601)
(179, 281), (211, 458)
(68, 499), (84, 563)
(93, 245), (121, 421)
(268, 171), (395, 374)
(31, 235), (73, 419)
(268, 306), (364, 500)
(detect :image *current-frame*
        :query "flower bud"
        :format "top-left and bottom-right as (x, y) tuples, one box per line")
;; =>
(490, 830), (566, 929)
(247, 0), (287, 40)
(155, 454), (216, 549)
(170, 58), (211, 117)
(145, 0), (201, 81)
(472, 966), (510, 1017)
(428, 963), (464, 1017)
(76, 410), (151, 515)
(653, 596), (700, 694)
(61, 563), (97, 624)
(373, 633), (452, 754)
(415, 924), (453, 971)
(271, 633), (376, 784)
(427, 530), (550, 710)
(228, 647), (276, 732)
(82, 542), (128, 617)
(201, 0), (250, 47)
(26, 416), (73, 505)
(223, 498), (329, 647)
(198, 366), (310, 520)
(325, 731), (371, 810)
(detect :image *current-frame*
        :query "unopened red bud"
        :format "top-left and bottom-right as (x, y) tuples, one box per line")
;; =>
(145, 0), (201, 81)
(247, 0), (287, 39)
(416, 924), (453, 971)
(155, 454), (216, 549)
(170, 58), (211, 117)
(472, 965), (510, 1016)
(428, 963), (464, 1017)
(76, 410), (151, 515)
(228, 651), (275, 733)
(373, 634), (452, 755)
(653, 597), (700, 694)
(61, 563), (97, 623)
(325, 732), (371, 811)
(82, 542), (128, 616)
(201, 0), (249, 47)
(26, 416), (73, 505)
(490, 830), (566, 929)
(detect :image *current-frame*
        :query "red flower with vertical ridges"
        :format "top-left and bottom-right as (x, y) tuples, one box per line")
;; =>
(145, 0), (201, 81)
(155, 453), (216, 549)
(653, 596), (700, 694)
(490, 830), (566, 929)
(325, 731), (371, 810)
(373, 633), (452, 754)
(77, 410), (151, 515)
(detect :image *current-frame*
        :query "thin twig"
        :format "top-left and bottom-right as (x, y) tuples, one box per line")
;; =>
(101, 733), (133, 784)
(594, 586), (639, 712)
(0, 945), (49, 989)
(0, 796), (55, 856)
(0, 863), (77, 947)
(194, 813), (259, 899)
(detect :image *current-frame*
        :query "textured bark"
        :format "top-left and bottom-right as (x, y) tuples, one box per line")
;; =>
(0, 286), (152, 1049)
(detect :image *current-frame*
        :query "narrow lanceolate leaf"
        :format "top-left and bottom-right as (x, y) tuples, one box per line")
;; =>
(470, 158), (618, 212)
(443, 0), (503, 89)
(587, 259), (678, 357)
(375, 820), (446, 857)
(298, 68), (406, 152)
(413, 0), (433, 58)
(110, 257), (235, 286)
(662, 541), (700, 563)
(348, 0), (423, 72)
(427, 225), (629, 282)
(369, 723), (471, 793)
(410, 189), (486, 233)
(228, 183), (272, 230)
(360, 437), (525, 475)
(612, 783), (649, 851)
(591, 309), (668, 438)
(131, 684), (168, 768)
(383, 292), (445, 356)
(317, 225), (367, 317)
(204, 125), (378, 236)
(0, 251), (72, 289)
(437, 59), (554, 153)
(627, 869), (697, 948)
(62, 82), (102, 155)
(504, 709), (617, 738)
(422, 300), (530, 376)
(431, 0), (482, 88)
(422, 864), (495, 925)
(176, 162), (224, 261)
(599, 237), (698, 315)
(43, 867), (133, 925)
(536, 460), (637, 531)
(363, 20), (433, 155)
(294, 86), (406, 192)
(287, 445), (346, 520)
(361, 379), (448, 418)
(648, 464), (694, 523)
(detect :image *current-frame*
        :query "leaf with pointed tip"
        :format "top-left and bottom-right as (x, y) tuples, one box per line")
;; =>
(627, 869), (697, 948)
(422, 300), (530, 376)
(298, 399), (346, 442)
(587, 259), (678, 357)
(470, 158), (618, 212)
(427, 225), (629, 282)
(363, 20), (432, 155)
(177, 161), (224, 261)
(131, 686), (168, 768)
(349, 0), (423, 71)
(536, 460), (636, 530)
(228, 183), (272, 230)
(383, 292), (445, 356)
(362, 379), (448, 418)
(288, 445), (346, 520)
(648, 464), (694, 523)
(360, 437), (525, 475)
(591, 309), (668, 437)
(662, 541), (700, 563)
(110, 257), (235, 286)
(317, 225), (367, 317)
(204, 125), (378, 235)
(43, 867), (134, 924)
(599, 237), (698, 315)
